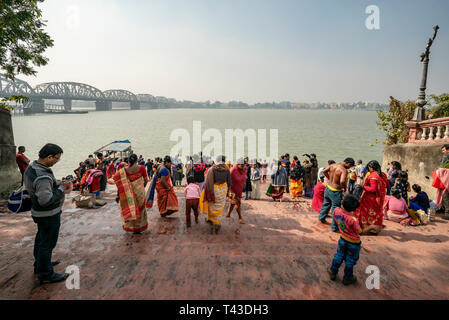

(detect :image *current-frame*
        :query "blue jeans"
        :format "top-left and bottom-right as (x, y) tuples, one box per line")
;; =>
(318, 187), (342, 232)
(347, 180), (355, 194)
(330, 237), (361, 277)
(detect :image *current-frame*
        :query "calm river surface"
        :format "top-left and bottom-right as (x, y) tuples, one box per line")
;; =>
(12, 109), (385, 178)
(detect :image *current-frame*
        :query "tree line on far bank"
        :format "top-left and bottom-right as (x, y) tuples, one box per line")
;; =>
(142, 100), (388, 111)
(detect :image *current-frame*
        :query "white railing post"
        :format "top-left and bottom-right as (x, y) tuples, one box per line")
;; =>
(436, 126), (442, 139)
(421, 127), (428, 140)
(428, 127), (435, 140)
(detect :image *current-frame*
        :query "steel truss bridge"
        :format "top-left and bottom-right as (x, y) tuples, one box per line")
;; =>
(0, 74), (162, 114)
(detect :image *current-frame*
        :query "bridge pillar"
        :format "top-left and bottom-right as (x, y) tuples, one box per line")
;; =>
(130, 101), (141, 110)
(95, 101), (112, 111)
(24, 99), (45, 114)
(63, 99), (72, 111)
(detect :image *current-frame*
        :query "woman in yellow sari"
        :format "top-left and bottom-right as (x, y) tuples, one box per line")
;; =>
(113, 154), (149, 234)
(200, 155), (231, 234)
(146, 155), (179, 217)
(290, 160), (305, 199)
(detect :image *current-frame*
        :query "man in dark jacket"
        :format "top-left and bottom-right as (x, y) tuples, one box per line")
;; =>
(243, 157), (252, 200)
(23, 143), (71, 284)
(303, 153), (319, 188)
(283, 154), (291, 193)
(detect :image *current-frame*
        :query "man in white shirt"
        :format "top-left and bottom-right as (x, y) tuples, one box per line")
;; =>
(353, 160), (365, 198)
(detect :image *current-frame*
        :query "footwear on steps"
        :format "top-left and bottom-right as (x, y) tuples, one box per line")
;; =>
(39, 272), (69, 285)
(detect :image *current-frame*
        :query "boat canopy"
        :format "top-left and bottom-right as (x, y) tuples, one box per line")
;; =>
(95, 140), (132, 157)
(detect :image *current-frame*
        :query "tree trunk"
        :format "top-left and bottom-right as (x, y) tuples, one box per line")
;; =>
(0, 109), (21, 198)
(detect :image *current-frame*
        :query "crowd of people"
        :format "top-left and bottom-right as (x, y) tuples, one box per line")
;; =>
(17, 143), (446, 286)
(67, 150), (439, 238)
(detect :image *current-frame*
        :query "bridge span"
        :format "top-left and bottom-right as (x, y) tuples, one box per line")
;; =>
(0, 75), (158, 114)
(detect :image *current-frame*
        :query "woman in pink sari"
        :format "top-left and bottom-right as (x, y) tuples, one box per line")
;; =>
(384, 188), (409, 223)
(354, 160), (389, 235)
(226, 158), (247, 224)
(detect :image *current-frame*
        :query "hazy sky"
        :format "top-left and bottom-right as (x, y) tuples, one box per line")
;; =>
(20, 0), (449, 104)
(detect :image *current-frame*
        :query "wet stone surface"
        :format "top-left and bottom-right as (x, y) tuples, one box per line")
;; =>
(0, 183), (448, 299)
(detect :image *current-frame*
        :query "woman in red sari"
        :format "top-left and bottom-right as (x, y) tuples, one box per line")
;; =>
(113, 154), (149, 234)
(85, 162), (104, 198)
(354, 160), (389, 235)
(106, 158), (117, 179)
(311, 175), (326, 213)
(146, 155), (179, 217)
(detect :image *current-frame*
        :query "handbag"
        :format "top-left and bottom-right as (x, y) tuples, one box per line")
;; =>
(7, 186), (32, 213)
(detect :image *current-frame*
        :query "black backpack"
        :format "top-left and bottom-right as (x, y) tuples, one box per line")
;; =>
(193, 164), (205, 183)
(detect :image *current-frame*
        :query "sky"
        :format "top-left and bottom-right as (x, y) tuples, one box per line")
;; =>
(19, 0), (449, 104)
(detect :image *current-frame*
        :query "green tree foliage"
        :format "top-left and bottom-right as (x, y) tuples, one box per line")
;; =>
(427, 93), (449, 118)
(376, 96), (417, 145)
(0, 0), (53, 80)
(0, 95), (28, 111)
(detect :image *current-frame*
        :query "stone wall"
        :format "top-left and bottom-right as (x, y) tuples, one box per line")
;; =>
(382, 142), (447, 201)
(0, 109), (21, 198)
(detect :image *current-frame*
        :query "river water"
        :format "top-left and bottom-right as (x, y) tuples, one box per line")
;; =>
(11, 108), (385, 178)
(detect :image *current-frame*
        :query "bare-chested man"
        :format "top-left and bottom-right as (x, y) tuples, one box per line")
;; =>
(318, 158), (355, 232)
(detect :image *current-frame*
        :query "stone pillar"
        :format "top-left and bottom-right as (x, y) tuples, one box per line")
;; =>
(95, 101), (112, 111)
(63, 99), (72, 111)
(130, 101), (141, 110)
(405, 121), (420, 142)
(0, 109), (21, 197)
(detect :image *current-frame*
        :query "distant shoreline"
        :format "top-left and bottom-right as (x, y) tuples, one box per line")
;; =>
(10, 107), (385, 116)
(71, 107), (386, 111)
(11, 107), (385, 115)
(139, 107), (385, 111)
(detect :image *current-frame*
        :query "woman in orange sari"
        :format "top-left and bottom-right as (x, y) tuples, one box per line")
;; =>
(113, 154), (149, 234)
(354, 160), (389, 235)
(146, 155), (179, 217)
